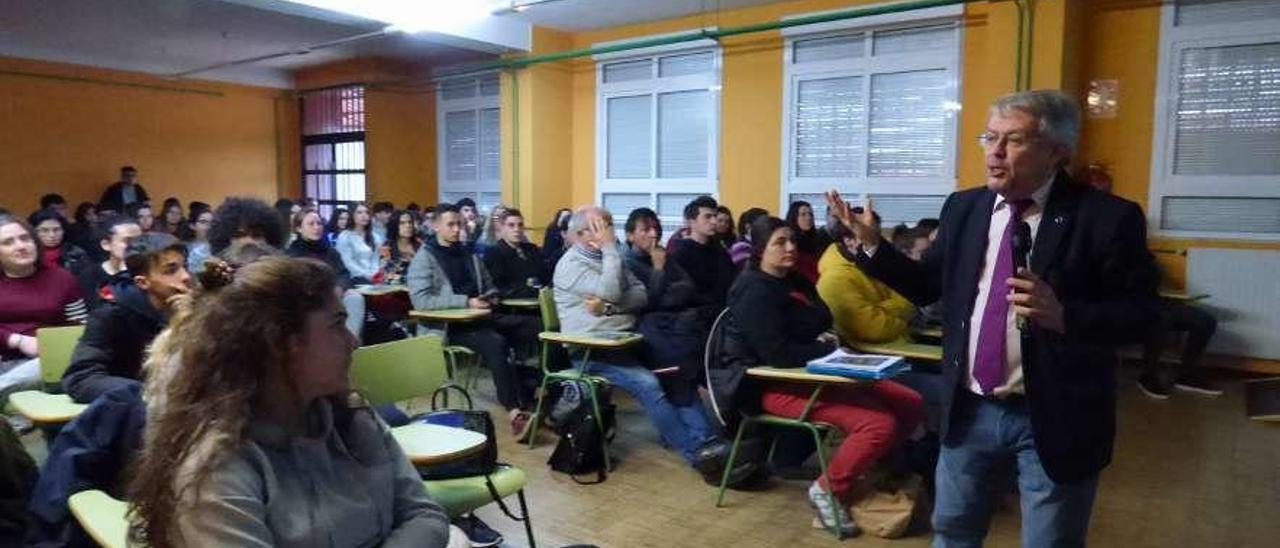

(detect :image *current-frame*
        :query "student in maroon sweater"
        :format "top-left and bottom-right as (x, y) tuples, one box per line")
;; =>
(0, 215), (88, 400)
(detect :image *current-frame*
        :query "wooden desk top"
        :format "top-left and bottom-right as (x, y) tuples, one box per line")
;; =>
(911, 326), (944, 339)
(392, 423), (488, 466)
(409, 308), (492, 322)
(500, 298), (540, 309)
(355, 284), (409, 296)
(539, 331), (644, 348)
(747, 366), (863, 385)
(848, 340), (943, 362)
(7, 391), (88, 424)
(1159, 290), (1210, 302)
(68, 490), (128, 548)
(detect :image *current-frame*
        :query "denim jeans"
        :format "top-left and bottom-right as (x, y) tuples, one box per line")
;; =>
(583, 354), (713, 466)
(932, 394), (1098, 548)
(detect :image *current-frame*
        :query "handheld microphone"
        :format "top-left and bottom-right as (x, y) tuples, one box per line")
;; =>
(1011, 221), (1033, 331)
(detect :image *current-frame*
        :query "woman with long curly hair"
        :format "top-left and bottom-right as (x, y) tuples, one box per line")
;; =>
(128, 257), (459, 547)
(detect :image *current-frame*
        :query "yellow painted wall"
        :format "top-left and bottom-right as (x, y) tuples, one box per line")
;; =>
(366, 87), (437, 207)
(0, 56), (284, 211)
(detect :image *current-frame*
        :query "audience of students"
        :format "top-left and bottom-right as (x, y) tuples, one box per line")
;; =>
(68, 202), (100, 258)
(28, 208), (90, 275)
(381, 210), (422, 286)
(407, 204), (541, 438)
(325, 206), (350, 247)
(542, 207), (572, 273)
(621, 208), (705, 404)
(483, 208), (545, 299)
(207, 197), (287, 256)
(784, 200), (832, 283)
(728, 207), (769, 269)
(129, 257), (461, 547)
(183, 203), (214, 274)
(553, 206), (744, 484)
(0, 215), (89, 404)
(98, 166), (149, 215)
(711, 215), (925, 535)
(286, 207), (367, 343)
(77, 215), (142, 309)
(38, 193), (68, 219)
(62, 233), (190, 403)
(371, 201), (394, 245)
(155, 197), (186, 237)
(670, 196), (737, 313)
(336, 203), (382, 284)
(456, 198), (482, 244)
(127, 202), (155, 233)
(713, 205), (736, 248)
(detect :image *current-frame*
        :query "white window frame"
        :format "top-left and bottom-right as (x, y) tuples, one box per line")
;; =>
(436, 72), (501, 207)
(779, 4), (963, 219)
(593, 32), (722, 225)
(1148, 1), (1280, 241)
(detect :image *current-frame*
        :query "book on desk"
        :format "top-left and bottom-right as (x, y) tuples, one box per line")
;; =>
(805, 348), (908, 380)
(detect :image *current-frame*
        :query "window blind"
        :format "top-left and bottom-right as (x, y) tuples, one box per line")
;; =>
(869, 69), (949, 177)
(794, 76), (864, 178)
(658, 90), (711, 178)
(606, 95), (653, 178)
(1173, 41), (1280, 176)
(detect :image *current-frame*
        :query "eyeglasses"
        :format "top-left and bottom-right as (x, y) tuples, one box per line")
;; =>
(977, 132), (1041, 150)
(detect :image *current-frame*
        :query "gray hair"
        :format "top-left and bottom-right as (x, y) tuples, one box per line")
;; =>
(990, 90), (1080, 157)
(567, 205), (613, 235)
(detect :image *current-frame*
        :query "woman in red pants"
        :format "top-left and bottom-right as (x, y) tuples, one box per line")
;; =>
(710, 215), (925, 536)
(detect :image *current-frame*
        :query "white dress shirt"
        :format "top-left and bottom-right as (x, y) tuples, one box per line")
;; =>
(965, 178), (1054, 397)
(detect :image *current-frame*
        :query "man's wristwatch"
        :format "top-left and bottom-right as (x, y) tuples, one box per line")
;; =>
(603, 303), (617, 316)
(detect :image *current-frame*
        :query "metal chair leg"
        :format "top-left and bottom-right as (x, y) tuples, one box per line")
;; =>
(716, 418), (750, 507)
(517, 489), (536, 548)
(527, 343), (552, 449)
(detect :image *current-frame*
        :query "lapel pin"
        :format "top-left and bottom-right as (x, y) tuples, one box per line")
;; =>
(1054, 215), (1065, 224)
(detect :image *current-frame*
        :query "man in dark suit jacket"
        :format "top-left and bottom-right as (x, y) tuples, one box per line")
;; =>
(829, 90), (1159, 547)
(98, 166), (150, 215)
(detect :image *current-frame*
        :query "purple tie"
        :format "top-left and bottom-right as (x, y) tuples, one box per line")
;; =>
(973, 199), (1032, 394)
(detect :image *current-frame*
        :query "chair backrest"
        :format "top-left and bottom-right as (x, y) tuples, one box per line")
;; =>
(38, 325), (87, 385)
(538, 286), (559, 333)
(703, 308), (731, 427)
(350, 335), (448, 407)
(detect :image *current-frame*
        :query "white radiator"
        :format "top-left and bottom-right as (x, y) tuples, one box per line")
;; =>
(1186, 248), (1280, 360)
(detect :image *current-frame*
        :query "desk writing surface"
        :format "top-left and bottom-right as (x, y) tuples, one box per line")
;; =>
(409, 308), (492, 322)
(501, 298), (540, 309)
(848, 340), (943, 362)
(355, 284), (408, 296)
(392, 423), (487, 465)
(8, 391), (87, 424)
(1158, 290), (1210, 302)
(747, 366), (863, 385)
(538, 331), (643, 348)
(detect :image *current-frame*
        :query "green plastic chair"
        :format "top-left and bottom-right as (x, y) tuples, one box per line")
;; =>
(525, 288), (618, 469)
(7, 325), (89, 425)
(350, 334), (451, 408)
(68, 489), (130, 548)
(351, 335), (536, 547)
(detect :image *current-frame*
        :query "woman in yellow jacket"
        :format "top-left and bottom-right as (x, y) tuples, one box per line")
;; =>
(815, 215), (916, 344)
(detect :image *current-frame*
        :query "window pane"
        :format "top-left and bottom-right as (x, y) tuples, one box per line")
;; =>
(659, 51), (714, 77)
(479, 74), (500, 97)
(606, 95), (653, 178)
(480, 108), (501, 180)
(869, 70), (949, 177)
(793, 34), (865, 63)
(478, 192), (503, 213)
(303, 86), (365, 135)
(1162, 196), (1280, 233)
(336, 174), (365, 202)
(446, 110), (479, 181)
(304, 144), (333, 171)
(335, 141), (364, 170)
(603, 59), (652, 83)
(868, 194), (947, 226)
(873, 25), (956, 55)
(795, 76), (864, 178)
(658, 90), (710, 178)
(1173, 42), (1280, 176)
(441, 191), (473, 205)
(657, 193), (701, 235)
(1176, 0), (1280, 26)
(442, 79), (476, 100)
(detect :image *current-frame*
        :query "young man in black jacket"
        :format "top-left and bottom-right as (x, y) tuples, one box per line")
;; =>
(62, 233), (191, 403)
(482, 208), (546, 299)
(669, 196), (737, 313)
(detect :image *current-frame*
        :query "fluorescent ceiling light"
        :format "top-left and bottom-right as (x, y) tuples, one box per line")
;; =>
(280, 0), (500, 34)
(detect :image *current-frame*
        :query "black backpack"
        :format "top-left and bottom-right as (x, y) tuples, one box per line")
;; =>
(546, 381), (615, 484)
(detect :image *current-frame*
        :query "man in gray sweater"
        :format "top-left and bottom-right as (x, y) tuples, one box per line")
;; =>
(554, 206), (737, 483)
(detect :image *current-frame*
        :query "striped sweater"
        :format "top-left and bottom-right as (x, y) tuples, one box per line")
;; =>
(0, 266), (87, 359)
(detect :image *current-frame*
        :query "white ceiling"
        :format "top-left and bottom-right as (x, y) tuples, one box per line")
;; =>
(507, 0), (781, 32)
(0, 0), (782, 88)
